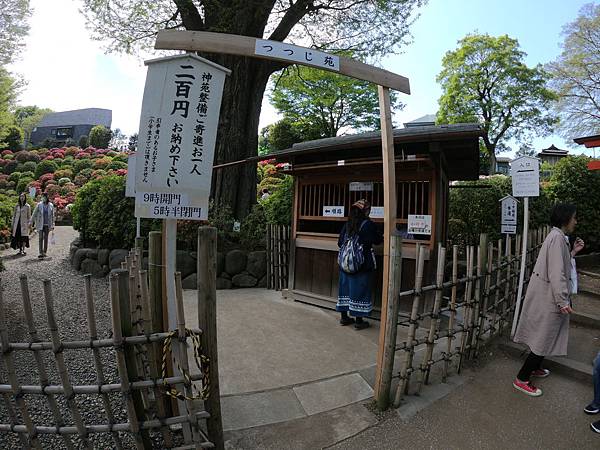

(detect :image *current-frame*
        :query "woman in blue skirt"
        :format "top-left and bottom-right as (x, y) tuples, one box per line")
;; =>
(337, 199), (383, 330)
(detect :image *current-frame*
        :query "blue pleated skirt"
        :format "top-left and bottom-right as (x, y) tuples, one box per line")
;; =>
(336, 270), (373, 317)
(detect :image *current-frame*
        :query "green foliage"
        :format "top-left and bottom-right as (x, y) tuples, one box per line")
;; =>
(71, 177), (104, 241)
(547, 156), (600, 251)
(86, 176), (136, 248)
(548, 3), (600, 138)
(16, 176), (33, 194)
(54, 168), (73, 179)
(58, 177), (71, 186)
(22, 161), (37, 172)
(78, 135), (89, 148)
(14, 106), (52, 145)
(4, 125), (23, 150)
(3, 160), (18, 174)
(107, 160), (127, 171)
(262, 175), (293, 226)
(437, 33), (558, 174)
(88, 125), (112, 149)
(34, 159), (58, 179)
(239, 204), (267, 251)
(0, 0), (31, 65)
(8, 172), (21, 183)
(73, 158), (93, 174)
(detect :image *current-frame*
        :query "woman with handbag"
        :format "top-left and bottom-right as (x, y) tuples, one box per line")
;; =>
(337, 199), (383, 330)
(11, 193), (31, 255)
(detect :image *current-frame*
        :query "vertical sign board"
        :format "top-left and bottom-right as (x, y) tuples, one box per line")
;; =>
(134, 54), (231, 219)
(510, 156), (540, 337)
(500, 195), (518, 235)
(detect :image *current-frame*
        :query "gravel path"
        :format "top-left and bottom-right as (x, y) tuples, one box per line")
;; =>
(0, 227), (135, 448)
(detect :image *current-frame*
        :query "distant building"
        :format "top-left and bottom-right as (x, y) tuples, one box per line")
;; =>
(30, 108), (112, 146)
(537, 144), (568, 166)
(495, 157), (511, 175)
(403, 114), (437, 128)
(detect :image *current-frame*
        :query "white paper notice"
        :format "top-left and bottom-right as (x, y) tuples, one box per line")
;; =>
(349, 182), (374, 192)
(408, 214), (432, 235)
(323, 206), (345, 217)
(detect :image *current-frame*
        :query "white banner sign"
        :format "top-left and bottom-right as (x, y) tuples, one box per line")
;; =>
(349, 182), (374, 192)
(408, 214), (432, 235)
(255, 39), (340, 71)
(370, 206), (384, 218)
(511, 156), (540, 197)
(134, 54), (230, 220)
(323, 205), (345, 217)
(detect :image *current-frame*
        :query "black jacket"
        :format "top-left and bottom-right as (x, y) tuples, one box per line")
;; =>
(338, 220), (384, 272)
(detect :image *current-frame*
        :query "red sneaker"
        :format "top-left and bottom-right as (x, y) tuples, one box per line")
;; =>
(513, 379), (543, 397)
(531, 368), (550, 378)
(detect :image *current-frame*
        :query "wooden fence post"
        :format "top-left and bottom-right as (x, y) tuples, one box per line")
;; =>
(198, 226), (224, 449)
(375, 234), (402, 410)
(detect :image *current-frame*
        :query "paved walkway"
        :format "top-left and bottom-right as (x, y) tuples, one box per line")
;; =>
(182, 289), (383, 431)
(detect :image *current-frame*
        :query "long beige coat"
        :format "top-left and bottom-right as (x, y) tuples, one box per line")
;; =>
(11, 204), (31, 237)
(513, 227), (571, 356)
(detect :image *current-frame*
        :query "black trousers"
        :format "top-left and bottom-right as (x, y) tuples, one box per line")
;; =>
(517, 351), (544, 382)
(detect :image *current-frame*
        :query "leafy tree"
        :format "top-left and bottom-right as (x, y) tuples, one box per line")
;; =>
(548, 3), (600, 138)
(128, 132), (138, 152)
(109, 127), (127, 149)
(34, 159), (58, 179)
(270, 64), (401, 138)
(88, 125), (112, 149)
(80, 0), (424, 218)
(263, 175), (294, 226)
(13, 105), (52, 146)
(437, 33), (557, 174)
(0, 68), (22, 147)
(3, 125), (23, 150)
(259, 117), (324, 153)
(515, 143), (536, 157)
(0, 0), (31, 65)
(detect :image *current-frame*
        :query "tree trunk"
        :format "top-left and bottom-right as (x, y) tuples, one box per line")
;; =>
(208, 55), (275, 219)
(487, 145), (497, 175)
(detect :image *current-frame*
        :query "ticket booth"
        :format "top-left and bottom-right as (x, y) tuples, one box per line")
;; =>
(272, 124), (482, 313)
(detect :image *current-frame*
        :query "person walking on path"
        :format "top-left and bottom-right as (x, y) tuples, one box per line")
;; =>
(585, 351), (600, 433)
(30, 193), (55, 259)
(10, 193), (31, 255)
(336, 199), (383, 330)
(512, 203), (584, 397)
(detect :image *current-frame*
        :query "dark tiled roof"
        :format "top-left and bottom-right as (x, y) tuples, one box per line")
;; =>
(403, 113), (437, 127)
(37, 108), (112, 128)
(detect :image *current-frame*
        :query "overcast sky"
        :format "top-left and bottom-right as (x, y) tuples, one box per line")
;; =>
(8, 0), (596, 157)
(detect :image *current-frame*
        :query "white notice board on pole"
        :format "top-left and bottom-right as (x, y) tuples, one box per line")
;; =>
(511, 156), (540, 197)
(500, 195), (518, 235)
(134, 54), (231, 220)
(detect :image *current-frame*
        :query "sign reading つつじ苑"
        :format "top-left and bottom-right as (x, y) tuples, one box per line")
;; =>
(134, 54), (231, 220)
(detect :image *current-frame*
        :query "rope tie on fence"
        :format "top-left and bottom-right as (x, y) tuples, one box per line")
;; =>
(161, 328), (210, 401)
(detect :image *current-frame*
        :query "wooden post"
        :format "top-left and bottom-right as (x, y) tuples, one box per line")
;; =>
(198, 226), (224, 449)
(375, 234), (402, 410)
(266, 225), (272, 289)
(443, 245), (458, 382)
(115, 269), (152, 448)
(374, 85), (398, 405)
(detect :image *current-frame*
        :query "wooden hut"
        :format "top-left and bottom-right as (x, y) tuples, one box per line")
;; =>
(271, 123), (483, 313)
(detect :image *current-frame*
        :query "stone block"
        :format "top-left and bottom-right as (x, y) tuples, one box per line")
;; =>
(217, 252), (225, 275)
(258, 275), (267, 288)
(216, 278), (232, 290)
(182, 273), (197, 290)
(247, 251), (267, 279)
(109, 249), (129, 270)
(86, 249), (99, 260)
(225, 250), (247, 276)
(176, 250), (196, 279)
(81, 258), (108, 278)
(73, 248), (89, 271)
(232, 273), (258, 288)
(98, 249), (110, 266)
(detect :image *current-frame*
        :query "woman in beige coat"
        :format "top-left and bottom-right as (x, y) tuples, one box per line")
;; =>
(513, 203), (584, 397)
(11, 193), (31, 255)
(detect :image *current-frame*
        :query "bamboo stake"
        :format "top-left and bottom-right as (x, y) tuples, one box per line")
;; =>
(417, 244), (446, 391)
(139, 269), (173, 446)
(458, 245), (474, 373)
(1, 393), (28, 447)
(19, 274), (75, 449)
(198, 226), (224, 449)
(475, 242), (494, 356)
(175, 272), (200, 445)
(0, 282), (42, 449)
(129, 272), (152, 413)
(443, 245), (458, 382)
(393, 244), (425, 407)
(501, 235), (512, 335)
(491, 239), (502, 337)
(266, 225), (272, 290)
(83, 274), (125, 450)
(468, 235), (486, 359)
(43, 279), (92, 449)
(110, 271), (146, 450)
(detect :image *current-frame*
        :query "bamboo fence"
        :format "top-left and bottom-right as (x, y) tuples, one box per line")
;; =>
(390, 226), (548, 407)
(266, 224), (291, 291)
(0, 231), (222, 449)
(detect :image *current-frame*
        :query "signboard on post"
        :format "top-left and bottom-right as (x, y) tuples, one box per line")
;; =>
(323, 206), (345, 217)
(349, 181), (374, 192)
(134, 54), (231, 220)
(500, 195), (518, 235)
(511, 156), (540, 198)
